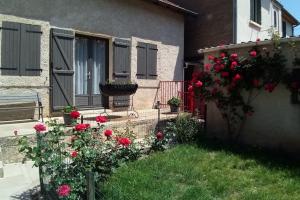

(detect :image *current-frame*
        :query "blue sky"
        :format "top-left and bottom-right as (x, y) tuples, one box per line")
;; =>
(279, 0), (300, 36)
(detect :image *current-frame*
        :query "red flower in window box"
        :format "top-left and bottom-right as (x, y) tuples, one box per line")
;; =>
(70, 111), (80, 119)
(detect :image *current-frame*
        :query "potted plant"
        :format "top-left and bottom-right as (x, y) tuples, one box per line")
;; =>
(167, 97), (181, 113)
(99, 81), (138, 96)
(63, 106), (80, 126)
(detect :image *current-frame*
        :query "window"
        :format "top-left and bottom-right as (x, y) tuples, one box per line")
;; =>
(274, 11), (278, 28)
(136, 42), (158, 79)
(1, 21), (42, 76)
(282, 21), (287, 37)
(250, 0), (262, 24)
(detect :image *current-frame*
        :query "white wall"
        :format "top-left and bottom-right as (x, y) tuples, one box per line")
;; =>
(236, 0), (282, 43)
(284, 20), (294, 37)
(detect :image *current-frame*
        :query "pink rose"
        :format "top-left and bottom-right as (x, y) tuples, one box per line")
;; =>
(230, 53), (238, 60)
(250, 50), (257, 57)
(34, 123), (46, 133)
(195, 81), (203, 88)
(220, 52), (226, 58)
(57, 184), (71, 197)
(230, 61), (238, 70)
(208, 55), (214, 61)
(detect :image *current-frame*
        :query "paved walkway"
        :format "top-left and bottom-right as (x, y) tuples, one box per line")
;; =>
(0, 162), (39, 200)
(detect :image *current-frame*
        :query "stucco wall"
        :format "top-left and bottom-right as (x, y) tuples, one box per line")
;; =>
(202, 39), (300, 154)
(0, 0), (184, 115)
(236, 0), (282, 43)
(284, 20), (294, 37)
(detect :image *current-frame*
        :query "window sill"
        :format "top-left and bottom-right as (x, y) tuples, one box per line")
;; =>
(249, 20), (262, 29)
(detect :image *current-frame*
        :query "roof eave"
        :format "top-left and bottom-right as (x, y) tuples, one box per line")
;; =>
(145, 0), (198, 16)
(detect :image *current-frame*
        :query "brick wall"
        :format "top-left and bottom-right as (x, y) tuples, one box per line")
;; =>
(171, 0), (234, 59)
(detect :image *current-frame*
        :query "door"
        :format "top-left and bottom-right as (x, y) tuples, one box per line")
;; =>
(51, 28), (75, 111)
(75, 36), (108, 108)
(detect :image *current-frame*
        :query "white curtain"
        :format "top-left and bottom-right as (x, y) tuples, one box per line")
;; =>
(75, 38), (88, 95)
(92, 40), (106, 95)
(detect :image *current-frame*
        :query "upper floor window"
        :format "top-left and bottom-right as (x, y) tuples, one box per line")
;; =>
(274, 10), (278, 28)
(250, 0), (262, 24)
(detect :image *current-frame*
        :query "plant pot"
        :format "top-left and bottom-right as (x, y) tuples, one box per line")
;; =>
(170, 105), (179, 113)
(99, 84), (138, 96)
(63, 113), (73, 126)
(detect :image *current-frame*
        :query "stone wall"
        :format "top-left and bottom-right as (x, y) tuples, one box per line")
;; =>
(0, 0), (185, 115)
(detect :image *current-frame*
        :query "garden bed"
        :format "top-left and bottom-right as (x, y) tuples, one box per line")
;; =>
(102, 145), (300, 200)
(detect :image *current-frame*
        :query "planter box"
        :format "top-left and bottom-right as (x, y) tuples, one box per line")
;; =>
(99, 84), (138, 96)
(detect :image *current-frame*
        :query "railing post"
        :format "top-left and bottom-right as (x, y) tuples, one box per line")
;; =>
(87, 171), (95, 200)
(81, 115), (84, 124)
(157, 101), (161, 131)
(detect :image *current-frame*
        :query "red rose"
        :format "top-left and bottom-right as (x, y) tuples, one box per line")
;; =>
(220, 52), (226, 58)
(96, 116), (108, 123)
(70, 151), (78, 158)
(214, 64), (222, 73)
(221, 72), (229, 78)
(70, 111), (80, 119)
(118, 137), (132, 147)
(84, 124), (90, 129)
(188, 85), (194, 92)
(208, 55), (214, 61)
(264, 83), (276, 93)
(74, 124), (88, 131)
(230, 53), (238, 60)
(214, 57), (221, 64)
(250, 50), (257, 57)
(253, 79), (260, 88)
(57, 184), (71, 197)
(204, 63), (211, 71)
(233, 74), (242, 82)
(256, 38), (261, 42)
(230, 61), (238, 70)
(195, 81), (203, 88)
(104, 129), (113, 137)
(156, 132), (164, 140)
(34, 123), (46, 133)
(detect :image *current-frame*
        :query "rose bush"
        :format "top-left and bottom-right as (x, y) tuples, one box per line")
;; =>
(18, 115), (143, 199)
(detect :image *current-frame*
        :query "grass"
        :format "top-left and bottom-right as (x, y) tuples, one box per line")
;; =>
(101, 144), (300, 200)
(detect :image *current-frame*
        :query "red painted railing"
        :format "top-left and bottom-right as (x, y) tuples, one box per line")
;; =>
(158, 81), (207, 120)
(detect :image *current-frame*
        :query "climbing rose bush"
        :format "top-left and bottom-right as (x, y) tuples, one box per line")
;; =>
(18, 115), (142, 199)
(189, 42), (289, 139)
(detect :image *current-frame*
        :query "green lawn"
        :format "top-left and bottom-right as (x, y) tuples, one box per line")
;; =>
(102, 144), (300, 200)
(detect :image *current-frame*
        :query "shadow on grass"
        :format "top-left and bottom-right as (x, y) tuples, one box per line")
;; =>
(196, 136), (300, 176)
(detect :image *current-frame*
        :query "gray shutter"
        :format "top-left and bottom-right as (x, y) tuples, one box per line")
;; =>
(257, 0), (261, 24)
(136, 42), (147, 79)
(147, 44), (158, 79)
(51, 28), (75, 111)
(250, 0), (254, 21)
(1, 21), (21, 75)
(113, 38), (131, 107)
(20, 24), (42, 76)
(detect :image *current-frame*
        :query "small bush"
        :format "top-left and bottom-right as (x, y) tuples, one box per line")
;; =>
(164, 113), (203, 144)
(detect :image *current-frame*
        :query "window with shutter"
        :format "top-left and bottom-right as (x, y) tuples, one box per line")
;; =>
(136, 42), (158, 80)
(1, 21), (42, 76)
(1, 21), (21, 75)
(250, 0), (261, 24)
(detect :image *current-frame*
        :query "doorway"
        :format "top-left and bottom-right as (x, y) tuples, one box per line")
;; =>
(75, 35), (108, 108)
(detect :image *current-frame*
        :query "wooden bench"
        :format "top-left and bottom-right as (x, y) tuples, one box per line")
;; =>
(0, 94), (43, 122)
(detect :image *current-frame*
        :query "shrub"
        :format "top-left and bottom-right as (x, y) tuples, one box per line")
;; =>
(18, 116), (143, 199)
(164, 113), (203, 144)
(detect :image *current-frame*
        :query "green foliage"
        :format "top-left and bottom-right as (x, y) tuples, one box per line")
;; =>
(102, 145), (300, 200)
(164, 113), (203, 144)
(167, 97), (181, 107)
(63, 106), (75, 113)
(18, 120), (142, 199)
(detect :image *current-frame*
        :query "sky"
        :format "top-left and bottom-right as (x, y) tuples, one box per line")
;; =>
(279, 0), (300, 36)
